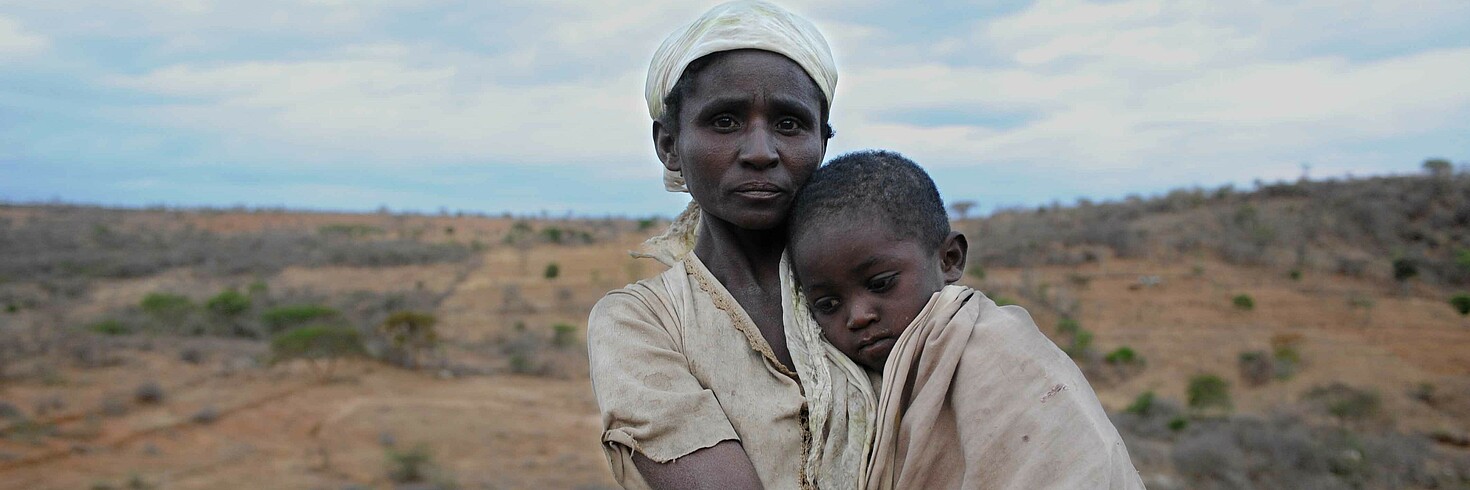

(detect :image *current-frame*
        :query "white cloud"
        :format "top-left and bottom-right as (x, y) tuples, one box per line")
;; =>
(0, 15), (46, 57)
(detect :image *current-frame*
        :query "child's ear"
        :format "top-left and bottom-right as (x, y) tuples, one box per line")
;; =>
(653, 121), (680, 172)
(940, 231), (968, 284)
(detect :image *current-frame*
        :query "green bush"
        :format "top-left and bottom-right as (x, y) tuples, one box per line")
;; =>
(1238, 351), (1273, 387)
(386, 444), (434, 483)
(1450, 293), (1470, 316)
(966, 264), (986, 280)
(1167, 416), (1189, 432)
(378, 311), (439, 369)
(1305, 383), (1381, 423)
(1288, 268), (1302, 281)
(206, 289), (252, 317)
(1056, 317), (1080, 335)
(1124, 391), (1155, 416)
(541, 227), (564, 244)
(1232, 294), (1255, 311)
(140, 292), (193, 318)
(87, 319), (131, 336)
(261, 304), (339, 332)
(544, 262), (560, 280)
(991, 295), (1018, 307)
(270, 325), (366, 380)
(1065, 330), (1093, 359)
(1186, 373), (1232, 413)
(637, 218), (658, 231)
(1105, 346), (1139, 365)
(552, 323), (578, 348)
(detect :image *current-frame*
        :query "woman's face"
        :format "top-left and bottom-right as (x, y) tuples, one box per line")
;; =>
(658, 50), (827, 231)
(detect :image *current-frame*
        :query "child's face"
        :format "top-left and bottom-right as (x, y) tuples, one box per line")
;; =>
(791, 218), (966, 371)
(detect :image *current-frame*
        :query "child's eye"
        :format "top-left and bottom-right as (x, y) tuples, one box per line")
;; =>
(812, 297), (840, 315)
(867, 273), (897, 293)
(775, 118), (802, 133)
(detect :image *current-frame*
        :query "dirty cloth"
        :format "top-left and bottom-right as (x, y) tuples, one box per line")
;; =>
(865, 285), (1145, 490)
(645, 0), (837, 192)
(593, 205), (875, 490)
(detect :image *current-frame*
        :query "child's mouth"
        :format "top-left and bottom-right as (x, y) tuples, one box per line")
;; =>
(859, 337), (896, 358)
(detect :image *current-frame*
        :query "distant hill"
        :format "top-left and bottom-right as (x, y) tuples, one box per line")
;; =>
(965, 171), (1470, 288)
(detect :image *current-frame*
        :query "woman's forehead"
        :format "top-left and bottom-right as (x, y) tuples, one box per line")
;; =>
(681, 50), (824, 107)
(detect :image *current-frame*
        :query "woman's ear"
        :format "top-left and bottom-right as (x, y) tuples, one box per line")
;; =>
(940, 231), (969, 284)
(653, 120), (680, 172)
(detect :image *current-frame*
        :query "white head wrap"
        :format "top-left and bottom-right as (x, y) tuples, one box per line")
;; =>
(645, 0), (838, 193)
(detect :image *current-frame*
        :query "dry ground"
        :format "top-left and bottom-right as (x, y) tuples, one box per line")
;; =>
(2, 208), (1468, 489)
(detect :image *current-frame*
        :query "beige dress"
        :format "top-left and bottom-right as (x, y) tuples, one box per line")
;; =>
(865, 285), (1145, 490)
(588, 253), (810, 489)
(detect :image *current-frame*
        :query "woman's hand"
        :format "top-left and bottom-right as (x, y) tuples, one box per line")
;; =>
(632, 440), (764, 490)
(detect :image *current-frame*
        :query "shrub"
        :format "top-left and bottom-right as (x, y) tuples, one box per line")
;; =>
(1304, 383), (1381, 423)
(541, 227), (564, 244)
(544, 262), (560, 279)
(205, 289), (251, 317)
(637, 218), (658, 231)
(1065, 329), (1093, 359)
(1187, 373), (1232, 413)
(1288, 268), (1302, 281)
(134, 381), (164, 404)
(1167, 416), (1189, 432)
(1105, 346), (1139, 365)
(270, 325), (367, 380)
(1232, 294), (1254, 311)
(386, 444), (434, 483)
(140, 292), (194, 323)
(261, 304), (339, 333)
(378, 311), (439, 369)
(1125, 391), (1155, 416)
(1450, 293), (1470, 316)
(1270, 334), (1303, 364)
(991, 295), (1018, 307)
(966, 264), (986, 280)
(1056, 317), (1080, 335)
(1391, 257), (1418, 283)
(551, 323), (578, 348)
(87, 319), (131, 336)
(1238, 351), (1273, 387)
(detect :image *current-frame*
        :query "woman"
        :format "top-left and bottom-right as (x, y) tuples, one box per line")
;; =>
(587, 2), (873, 489)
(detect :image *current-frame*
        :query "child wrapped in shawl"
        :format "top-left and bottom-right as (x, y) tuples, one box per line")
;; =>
(786, 150), (1145, 489)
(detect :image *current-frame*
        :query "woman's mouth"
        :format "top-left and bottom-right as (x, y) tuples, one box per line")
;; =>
(733, 181), (784, 199)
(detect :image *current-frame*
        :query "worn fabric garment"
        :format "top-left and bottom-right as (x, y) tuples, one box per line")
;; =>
(865, 285), (1145, 490)
(645, 0), (838, 192)
(602, 207), (876, 485)
(589, 248), (810, 489)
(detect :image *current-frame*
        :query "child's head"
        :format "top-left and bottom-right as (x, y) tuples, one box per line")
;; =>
(788, 150), (967, 371)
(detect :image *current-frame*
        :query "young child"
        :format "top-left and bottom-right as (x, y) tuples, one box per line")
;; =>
(787, 150), (1144, 489)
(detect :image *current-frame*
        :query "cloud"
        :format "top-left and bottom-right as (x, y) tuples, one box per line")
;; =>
(0, 15), (46, 57)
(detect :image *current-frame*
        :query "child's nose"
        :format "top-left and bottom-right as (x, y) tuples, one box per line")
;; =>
(846, 302), (879, 330)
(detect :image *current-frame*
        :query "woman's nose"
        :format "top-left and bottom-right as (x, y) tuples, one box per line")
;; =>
(738, 123), (779, 169)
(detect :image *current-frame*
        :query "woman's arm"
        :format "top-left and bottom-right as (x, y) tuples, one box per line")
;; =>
(633, 440), (763, 490)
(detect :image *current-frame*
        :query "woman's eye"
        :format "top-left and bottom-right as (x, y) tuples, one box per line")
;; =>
(775, 118), (801, 132)
(712, 116), (738, 129)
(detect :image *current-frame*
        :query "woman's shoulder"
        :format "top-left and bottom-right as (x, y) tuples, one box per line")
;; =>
(589, 260), (691, 332)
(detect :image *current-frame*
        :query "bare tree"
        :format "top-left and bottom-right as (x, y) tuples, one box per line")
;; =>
(950, 200), (978, 221)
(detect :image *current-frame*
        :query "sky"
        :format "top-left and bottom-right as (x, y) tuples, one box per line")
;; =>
(2, 0), (1468, 217)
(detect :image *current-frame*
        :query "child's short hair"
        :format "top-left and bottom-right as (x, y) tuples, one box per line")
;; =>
(790, 150), (950, 251)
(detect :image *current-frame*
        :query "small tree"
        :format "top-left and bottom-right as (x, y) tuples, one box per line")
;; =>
(949, 200), (978, 221)
(544, 262), (560, 280)
(379, 311), (439, 369)
(1232, 294), (1255, 311)
(270, 325), (367, 381)
(1423, 158), (1452, 177)
(206, 289), (252, 317)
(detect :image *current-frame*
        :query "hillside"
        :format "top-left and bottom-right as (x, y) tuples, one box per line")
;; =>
(1, 171), (1468, 489)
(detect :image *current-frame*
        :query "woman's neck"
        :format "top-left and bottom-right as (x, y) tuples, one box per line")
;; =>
(693, 211), (786, 290)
